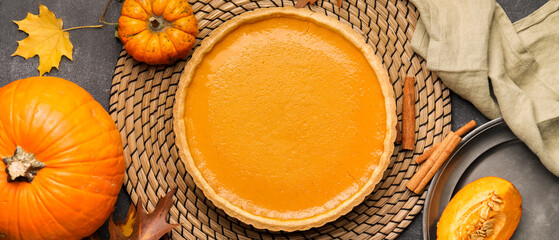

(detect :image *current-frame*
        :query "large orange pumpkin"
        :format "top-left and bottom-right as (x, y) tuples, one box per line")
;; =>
(118, 0), (198, 65)
(0, 77), (125, 240)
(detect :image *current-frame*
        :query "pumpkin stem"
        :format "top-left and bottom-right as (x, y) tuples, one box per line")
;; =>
(2, 146), (45, 183)
(149, 17), (165, 31)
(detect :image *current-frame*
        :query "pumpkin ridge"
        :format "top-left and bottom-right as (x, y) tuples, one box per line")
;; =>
(165, 28), (194, 57)
(23, 93), (41, 151)
(134, 0), (153, 16)
(125, 30), (144, 39)
(43, 167), (125, 185)
(4, 80), (20, 148)
(13, 188), (21, 240)
(35, 115), (118, 164)
(123, 32), (144, 62)
(43, 173), (118, 198)
(161, 0), (176, 16)
(169, 22), (196, 37)
(0, 119), (13, 155)
(118, 16), (148, 38)
(163, 29), (181, 54)
(37, 130), (115, 165)
(11, 81), (24, 148)
(3, 80), (40, 150)
(172, 15), (198, 35)
(28, 98), (96, 156)
(30, 181), (83, 239)
(35, 177), (109, 231)
(125, 30), (152, 60)
(138, 30), (155, 62)
(46, 155), (124, 168)
(122, 0), (149, 20)
(145, 32), (165, 63)
(20, 187), (43, 239)
(163, 0), (192, 22)
(158, 33), (179, 64)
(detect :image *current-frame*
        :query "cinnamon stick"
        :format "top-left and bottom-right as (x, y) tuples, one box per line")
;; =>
(414, 120), (476, 164)
(414, 145), (436, 164)
(406, 131), (456, 192)
(412, 133), (462, 194)
(455, 120), (477, 137)
(402, 76), (415, 150)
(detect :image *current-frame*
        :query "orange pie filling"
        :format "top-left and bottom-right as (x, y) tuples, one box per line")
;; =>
(183, 17), (388, 220)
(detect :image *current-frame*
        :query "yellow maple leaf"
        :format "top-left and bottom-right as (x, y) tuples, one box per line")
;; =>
(12, 4), (101, 76)
(12, 4), (72, 76)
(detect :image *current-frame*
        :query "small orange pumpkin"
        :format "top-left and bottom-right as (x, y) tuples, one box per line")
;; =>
(437, 176), (522, 240)
(0, 77), (125, 240)
(118, 0), (198, 65)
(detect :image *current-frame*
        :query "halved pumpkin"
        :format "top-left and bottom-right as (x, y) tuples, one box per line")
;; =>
(437, 176), (522, 240)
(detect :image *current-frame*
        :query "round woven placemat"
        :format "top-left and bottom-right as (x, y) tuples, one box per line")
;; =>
(109, 0), (451, 239)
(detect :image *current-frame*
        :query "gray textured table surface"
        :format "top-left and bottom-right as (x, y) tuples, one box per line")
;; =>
(0, 0), (547, 239)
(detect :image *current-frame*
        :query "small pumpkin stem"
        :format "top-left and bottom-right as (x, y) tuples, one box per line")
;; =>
(149, 17), (165, 31)
(2, 146), (45, 183)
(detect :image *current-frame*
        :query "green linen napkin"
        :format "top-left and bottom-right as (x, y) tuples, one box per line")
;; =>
(410, 0), (559, 177)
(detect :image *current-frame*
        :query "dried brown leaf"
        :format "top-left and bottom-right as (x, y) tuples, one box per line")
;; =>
(109, 204), (136, 239)
(109, 189), (179, 240)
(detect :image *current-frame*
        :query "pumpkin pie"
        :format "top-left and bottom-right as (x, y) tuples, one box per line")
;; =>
(173, 7), (396, 231)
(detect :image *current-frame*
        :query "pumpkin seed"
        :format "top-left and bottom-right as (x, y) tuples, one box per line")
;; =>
(465, 193), (504, 240)
(475, 221), (483, 229)
(470, 232), (484, 240)
(491, 193), (504, 203)
(482, 219), (495, 230)
(480, 204), (490, 220)
(489, 200), (503, 211)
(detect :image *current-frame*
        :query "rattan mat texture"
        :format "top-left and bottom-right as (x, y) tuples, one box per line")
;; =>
(109, 0), (451, 239)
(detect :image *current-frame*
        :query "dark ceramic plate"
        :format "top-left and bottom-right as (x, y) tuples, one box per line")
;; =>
(423, 118), (559, 240)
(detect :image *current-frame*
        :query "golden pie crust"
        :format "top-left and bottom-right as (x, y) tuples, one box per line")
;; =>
(173, 7), (396, 231)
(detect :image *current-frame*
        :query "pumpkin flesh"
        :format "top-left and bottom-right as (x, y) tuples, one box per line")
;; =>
(437, 176), (522, 240)
(0, 77), (125, 240)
